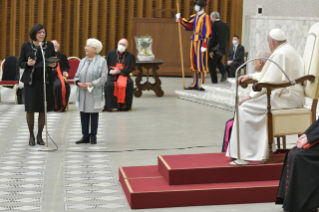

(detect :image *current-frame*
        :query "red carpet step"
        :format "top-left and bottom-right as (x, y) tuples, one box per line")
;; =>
(158, 153), (284, 185)
(119, 165), (280, 209)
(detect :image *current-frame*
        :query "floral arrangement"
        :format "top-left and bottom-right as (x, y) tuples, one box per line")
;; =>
(135, 34), (155, 61)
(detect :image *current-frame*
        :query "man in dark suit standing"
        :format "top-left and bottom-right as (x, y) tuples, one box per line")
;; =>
(224, 35), (245, 78)
(208, 11), (229, 83)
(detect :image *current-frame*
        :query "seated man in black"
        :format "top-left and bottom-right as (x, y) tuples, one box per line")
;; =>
(223, 35), (245, 78)
(276, 119), (319, 212)
(104, 38), (135, 111)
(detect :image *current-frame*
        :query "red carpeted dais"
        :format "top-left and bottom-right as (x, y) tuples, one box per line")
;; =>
(119, 153), (284, 209)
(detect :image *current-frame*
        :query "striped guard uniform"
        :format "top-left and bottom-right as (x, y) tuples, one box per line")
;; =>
(179, 11), (212, 88)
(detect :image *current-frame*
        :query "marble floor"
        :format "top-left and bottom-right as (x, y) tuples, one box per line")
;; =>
(0, 77), (291, 212)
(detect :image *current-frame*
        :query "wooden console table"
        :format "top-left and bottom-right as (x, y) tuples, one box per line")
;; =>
(134, 60), (164, 97)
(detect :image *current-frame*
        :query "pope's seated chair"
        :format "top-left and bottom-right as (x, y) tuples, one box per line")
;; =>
(240, 22), (319, 163)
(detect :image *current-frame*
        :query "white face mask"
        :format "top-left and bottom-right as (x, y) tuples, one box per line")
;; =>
(118, 44), (126, 53)
(194, 5), (201, 12)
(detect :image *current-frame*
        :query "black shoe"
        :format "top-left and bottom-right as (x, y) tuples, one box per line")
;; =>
(91, 137), (97, 144)
(198, 87), (205, 91)
(36, 135), (45, 145)
(75, 137), (90, 144)
(29, 137), (35, 146)
(220, 74), (227, 82)
(184, 86), (197, 90)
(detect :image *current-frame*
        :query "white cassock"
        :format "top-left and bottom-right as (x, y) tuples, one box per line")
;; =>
(226, 43), (305, 161)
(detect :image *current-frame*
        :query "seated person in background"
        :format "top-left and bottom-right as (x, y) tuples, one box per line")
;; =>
(276, 118), (319, 212)
(51, 40), (71, 112)
(226, 29), (305, 161)
(103, 38), (135, 111)
(223, 35), (245, 78)
(254, 50), (271, 72)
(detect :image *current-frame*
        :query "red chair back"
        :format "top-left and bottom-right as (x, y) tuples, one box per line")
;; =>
(67, 57), (80, 79)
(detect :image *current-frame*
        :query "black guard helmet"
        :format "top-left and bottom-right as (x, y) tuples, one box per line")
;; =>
(193, 0), (208, 8)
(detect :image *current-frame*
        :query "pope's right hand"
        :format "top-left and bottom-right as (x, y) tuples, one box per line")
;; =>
(238, 75), (249, 86)
(175, 13), (181, 22)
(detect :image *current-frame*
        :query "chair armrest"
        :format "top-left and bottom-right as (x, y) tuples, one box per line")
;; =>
(253, 75), (315, 92)
(239, 79), (258, 89)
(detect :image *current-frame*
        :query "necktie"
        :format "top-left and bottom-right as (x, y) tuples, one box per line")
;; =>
(233, 46), (236, 59)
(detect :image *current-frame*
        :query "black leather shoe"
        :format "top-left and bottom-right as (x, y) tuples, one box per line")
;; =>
(198, 87), (205, 91)
(29, 137), (35, 146)
(37, 140), (45, 145)
(36, 135), (45, 145)
(91, 137), (97, 144)
(184, 87), (197, 90)
(220, 74), (227, 82)
(75, 138), (90, 144)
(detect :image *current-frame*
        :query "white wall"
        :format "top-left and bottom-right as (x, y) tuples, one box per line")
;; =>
(242, 0), (319, 73)
(243, 0), (319, 17)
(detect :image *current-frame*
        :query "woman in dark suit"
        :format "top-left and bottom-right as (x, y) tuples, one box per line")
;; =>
(19, 24), (57, 146)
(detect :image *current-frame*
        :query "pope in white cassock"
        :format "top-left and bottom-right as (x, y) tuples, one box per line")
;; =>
(226, 29), (305, 161)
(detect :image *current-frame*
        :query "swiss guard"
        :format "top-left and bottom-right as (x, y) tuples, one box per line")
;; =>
(176, 0), (212, 91)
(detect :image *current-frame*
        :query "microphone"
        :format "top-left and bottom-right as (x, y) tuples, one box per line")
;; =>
(38, 41), (54, 152)
(38, 41), (45, 84)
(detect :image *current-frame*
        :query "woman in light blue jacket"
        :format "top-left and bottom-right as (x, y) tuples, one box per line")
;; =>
(74, 38), (107, 145)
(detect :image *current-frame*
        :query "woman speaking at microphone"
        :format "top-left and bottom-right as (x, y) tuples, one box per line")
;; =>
(19, 24), (57, 146)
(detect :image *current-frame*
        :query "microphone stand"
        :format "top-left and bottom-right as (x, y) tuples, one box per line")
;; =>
(38, 42), (55, 152)
(229, 57), (295, 166)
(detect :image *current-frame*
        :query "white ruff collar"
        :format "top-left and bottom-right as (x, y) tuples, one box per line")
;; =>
(197, 9), (204, 15)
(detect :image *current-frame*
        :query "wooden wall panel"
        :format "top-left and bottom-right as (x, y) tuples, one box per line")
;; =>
(0, 0), (243, 76)
(10, 0), (17, 56)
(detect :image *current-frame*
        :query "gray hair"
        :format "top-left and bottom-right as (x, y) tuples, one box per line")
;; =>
(86, 38), (103, 54)
(256, 50), (271, 63)
(210, 11), (220, 19)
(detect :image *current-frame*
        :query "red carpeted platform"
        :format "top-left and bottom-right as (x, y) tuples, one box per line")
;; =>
(158, 153), (284, 185)
(119, 153), (284, 209)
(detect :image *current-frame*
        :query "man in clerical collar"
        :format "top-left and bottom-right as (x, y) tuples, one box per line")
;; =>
(51, 40), (71, 112)
(103, 38), (135, 111)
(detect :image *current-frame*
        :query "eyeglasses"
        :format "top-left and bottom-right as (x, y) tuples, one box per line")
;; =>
(37, 31), (46, 35)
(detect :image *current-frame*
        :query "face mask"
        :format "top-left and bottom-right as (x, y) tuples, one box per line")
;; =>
(232, 40), (237, 45)
(118, 44), (126, 53)
(194, 5), (201, 12)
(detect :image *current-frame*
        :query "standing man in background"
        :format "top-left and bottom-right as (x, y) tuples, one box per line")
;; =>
(208, 11), (229, 83)
(223, 35), (245, 78)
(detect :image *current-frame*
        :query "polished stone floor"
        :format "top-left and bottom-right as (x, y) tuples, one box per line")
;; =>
(0, 77), (291, 211)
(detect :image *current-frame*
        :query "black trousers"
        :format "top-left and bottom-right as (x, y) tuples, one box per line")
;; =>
(80, 112), (99, 139)
(224, 61), (242, 78)
(208, 54), (225, 83)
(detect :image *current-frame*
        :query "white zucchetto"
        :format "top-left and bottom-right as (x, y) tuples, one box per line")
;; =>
(269, 29), (286, 41)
